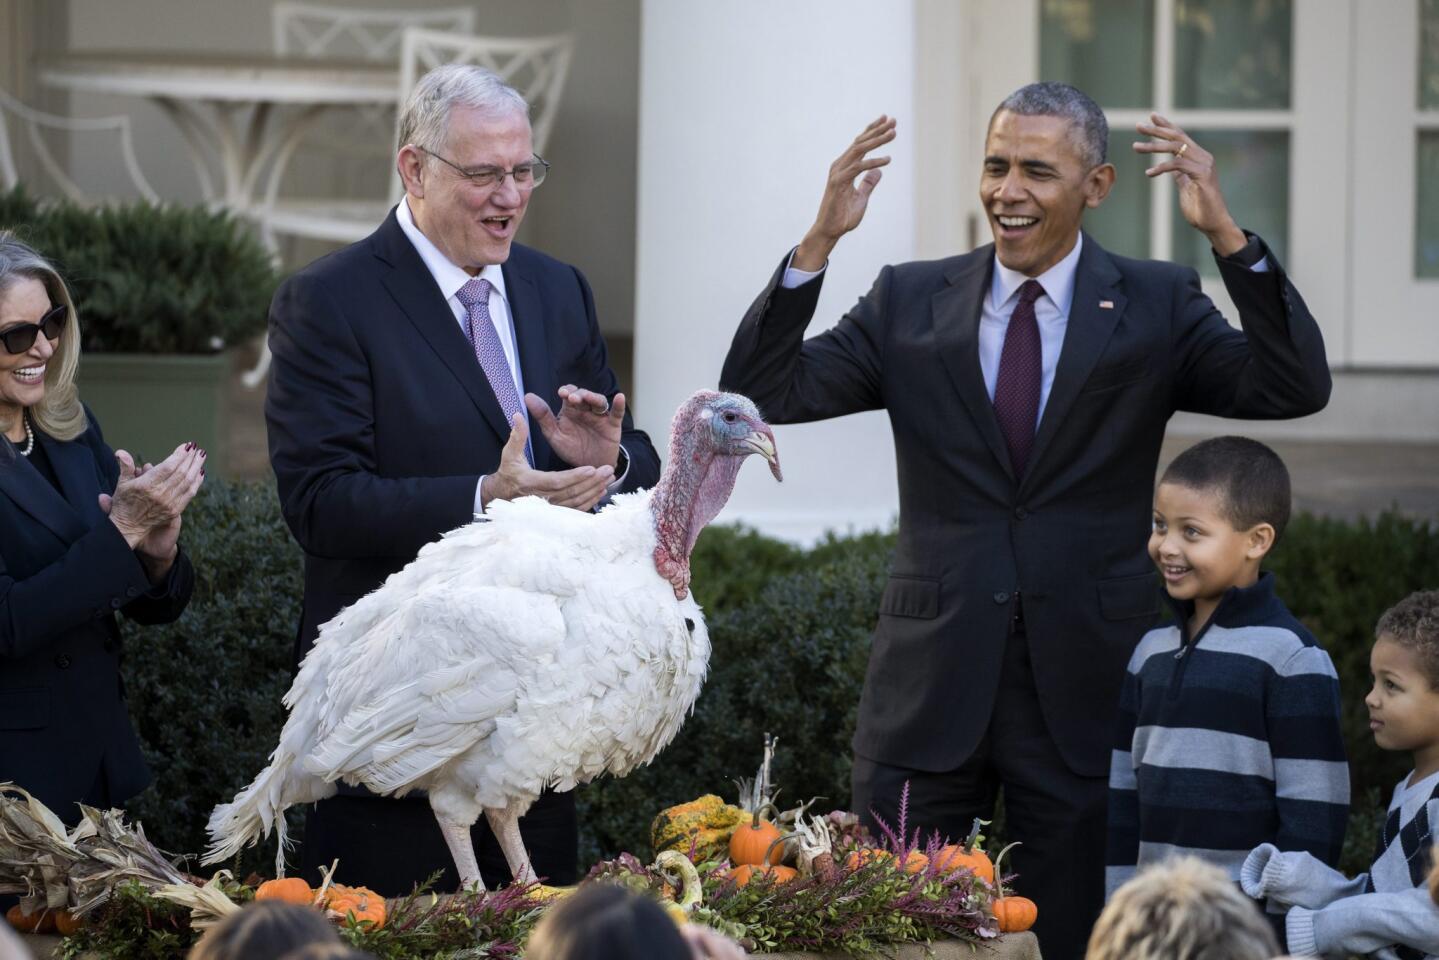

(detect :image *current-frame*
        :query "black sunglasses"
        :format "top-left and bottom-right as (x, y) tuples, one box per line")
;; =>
(1, 304), (65, 355)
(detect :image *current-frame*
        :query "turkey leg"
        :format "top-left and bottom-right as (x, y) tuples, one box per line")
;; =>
(435, 816), (483, 890)
(485, 802), (538, 886)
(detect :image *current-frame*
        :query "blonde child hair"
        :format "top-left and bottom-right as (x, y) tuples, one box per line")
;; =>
(1088, 856), (1279, 960)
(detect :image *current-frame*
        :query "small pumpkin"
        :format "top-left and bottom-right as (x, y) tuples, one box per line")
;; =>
(324, 884), (386, 928)
(731, 833), (798, 885)
(53, 909), (84, 936)
(934, 817), (994, 883)
(991, 841), (1037, 933)
(651, 794), (747, 862)
(843, 847), (895, 871)
(728, 802), (784, 865)
(255, 877), (316, 906)
(5, 904), (46, 933)
(902, 850), (929, 875)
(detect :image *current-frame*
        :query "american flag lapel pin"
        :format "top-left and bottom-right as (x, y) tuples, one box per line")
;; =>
(1099, 299), (1114, 309)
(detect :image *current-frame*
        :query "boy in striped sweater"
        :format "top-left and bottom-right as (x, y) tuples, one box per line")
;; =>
(1106, 437), (1349, 912)
(1241, 590), (1439, 958)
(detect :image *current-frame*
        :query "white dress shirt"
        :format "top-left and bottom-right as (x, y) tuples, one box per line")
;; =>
(781, 231), (1271, 427)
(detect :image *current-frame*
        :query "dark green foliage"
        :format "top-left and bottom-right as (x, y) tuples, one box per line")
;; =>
(0, 186), (275, 353)
(109, 484), (1436, 883)
(122, 481), (303, 875)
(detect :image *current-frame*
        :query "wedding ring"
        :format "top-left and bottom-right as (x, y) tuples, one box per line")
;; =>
(598, 398), (611, 415)
(1175, 142), (1189, 158)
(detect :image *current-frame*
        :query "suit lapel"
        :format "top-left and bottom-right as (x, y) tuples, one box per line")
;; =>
(932, 247), (1016, 483)
(0, 438), (87, 543)
(372, 212), (514, 447)
(501, 260), (557, 470)
(1023, 235), (1126, 492)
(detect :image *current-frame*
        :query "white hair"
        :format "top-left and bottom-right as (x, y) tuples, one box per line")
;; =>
(397, 64), (530, 155)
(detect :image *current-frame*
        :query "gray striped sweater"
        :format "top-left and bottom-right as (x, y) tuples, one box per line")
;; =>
(1106, 573), (1350, 899)
(1241, 770), (1439, 959)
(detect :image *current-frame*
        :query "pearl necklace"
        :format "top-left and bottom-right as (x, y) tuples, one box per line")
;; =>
(16, 412), (33, 457)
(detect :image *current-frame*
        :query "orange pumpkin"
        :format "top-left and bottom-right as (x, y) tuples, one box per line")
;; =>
(990, 841), (1037, 932)
(324, 884), (386, 928)
(729, 806), (784, 866)
(730, 862), (799, 886)
(902, 851), (929, 875)
(53, 910), (84, 936)
(843, 847), (895, 871)
(934, 817), (994, 883)
(255, 877), (316, 906)
(994, 896), (1037, 932)
(5, 904), (44, 933)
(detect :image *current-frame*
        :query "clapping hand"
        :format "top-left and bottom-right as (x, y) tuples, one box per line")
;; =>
(481, 412), (614, 512)
(101, 442), (205, 580)
(1135, 113), (1248, 256)
(525, 385), (625, 473)
(794, 115), (896, 271)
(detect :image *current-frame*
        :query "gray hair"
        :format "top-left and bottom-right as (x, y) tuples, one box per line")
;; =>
(992, 82), (1108, 168)
(398, 64), (530, 156)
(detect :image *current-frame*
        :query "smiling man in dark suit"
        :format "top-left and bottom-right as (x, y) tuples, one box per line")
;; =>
(265, 64), (659, 895)
(720, 82), (1330, 958)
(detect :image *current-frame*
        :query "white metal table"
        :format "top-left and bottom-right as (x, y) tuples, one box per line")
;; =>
(40, 51), (397, 211)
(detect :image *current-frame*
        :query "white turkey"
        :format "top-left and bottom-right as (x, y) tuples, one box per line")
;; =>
(204, 390), (781, 890)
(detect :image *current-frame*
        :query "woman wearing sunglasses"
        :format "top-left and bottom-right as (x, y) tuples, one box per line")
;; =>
(0, 232), (203, 834)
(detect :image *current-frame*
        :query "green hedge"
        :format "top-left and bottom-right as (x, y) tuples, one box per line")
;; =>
(0, 185), (275, 353)
(117, 481), (1438, 878)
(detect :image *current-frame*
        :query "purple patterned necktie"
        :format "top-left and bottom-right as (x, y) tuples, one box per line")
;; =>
(456, 277), (532, 466)
(993, 279), (1045, 477)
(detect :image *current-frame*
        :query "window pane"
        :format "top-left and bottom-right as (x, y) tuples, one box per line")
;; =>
(1418, 132), (1439, 278)
(1169, 130), (1288, 275)
(1039, 0), (1154, 108)
(1174, 0), (1292, 109)
(1083, 128), (1150, 258)
(1422, 0), (1439, 109)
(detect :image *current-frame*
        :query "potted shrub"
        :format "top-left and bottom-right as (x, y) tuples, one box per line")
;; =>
(0, 186), (276, 475)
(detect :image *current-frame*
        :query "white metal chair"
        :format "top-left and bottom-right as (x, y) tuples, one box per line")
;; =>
(243, 28), (575, 386)
(0, 86), (158, 204)
(273, 3), (477, 61)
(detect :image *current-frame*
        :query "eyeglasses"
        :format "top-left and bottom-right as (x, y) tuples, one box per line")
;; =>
(419, 148), (550, 190)
(1, 304), (65, 355)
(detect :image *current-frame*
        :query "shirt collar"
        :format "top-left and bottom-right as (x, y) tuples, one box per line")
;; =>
(990, 231), (1082, 317)
(397, 197), (508, 306)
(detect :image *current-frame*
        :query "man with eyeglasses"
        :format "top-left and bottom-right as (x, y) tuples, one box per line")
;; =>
(264, 64), (659, 895)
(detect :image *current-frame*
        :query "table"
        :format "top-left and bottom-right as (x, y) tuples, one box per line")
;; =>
(40, 51), (397, 211)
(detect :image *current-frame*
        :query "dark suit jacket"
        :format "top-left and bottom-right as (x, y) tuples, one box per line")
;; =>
(266, 209), (660, 664)
(0, 411), (193, 818)
(720, 233), (1330, 777)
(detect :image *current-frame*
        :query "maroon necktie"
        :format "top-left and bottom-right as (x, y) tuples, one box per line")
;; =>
(993, 279), (1044, 477)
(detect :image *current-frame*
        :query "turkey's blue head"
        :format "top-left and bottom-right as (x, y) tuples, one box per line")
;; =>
(651, 391), (782, 599)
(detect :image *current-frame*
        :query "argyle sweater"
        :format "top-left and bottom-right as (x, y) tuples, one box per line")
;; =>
(1241, 770), (1439, 960)
(1106, 573), (1350, 898)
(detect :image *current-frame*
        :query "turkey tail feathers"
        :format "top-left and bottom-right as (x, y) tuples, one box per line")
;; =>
(203, 749), (328, 878)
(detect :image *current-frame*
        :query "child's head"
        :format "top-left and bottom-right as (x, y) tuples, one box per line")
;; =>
(1367, 591), (1439, 763)
(1151, 437), (1290, 602)
(187, 901), (341, 960)
(1087, 856), (1279, 960)
(524, 884), (691, 960)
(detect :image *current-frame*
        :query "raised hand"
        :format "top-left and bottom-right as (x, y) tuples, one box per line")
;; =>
(1135, 113), (1247, 256)
(106, 443), (205, 552)
(793, 115), (897, 271)
(524, 385), (624, 473)
(481, 413), (615, 512)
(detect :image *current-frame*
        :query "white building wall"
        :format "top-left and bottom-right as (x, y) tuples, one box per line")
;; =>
(635, 0), (916, 543)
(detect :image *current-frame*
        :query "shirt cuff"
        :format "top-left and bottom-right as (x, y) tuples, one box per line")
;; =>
(780, 248), (826, 289)
(605, 444), (630, 494)
(474, 476), (487, 518)
(1220, 232), (1270, 273)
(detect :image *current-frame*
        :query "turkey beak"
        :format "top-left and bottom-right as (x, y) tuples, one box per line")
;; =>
(742, 428), (782, 482)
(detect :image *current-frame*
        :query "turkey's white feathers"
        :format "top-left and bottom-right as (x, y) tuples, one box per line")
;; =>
(205, 491), (710, 868)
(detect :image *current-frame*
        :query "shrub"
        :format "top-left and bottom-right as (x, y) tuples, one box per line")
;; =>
(110, 483), (1436, 882)
(0, 185), (275, 353)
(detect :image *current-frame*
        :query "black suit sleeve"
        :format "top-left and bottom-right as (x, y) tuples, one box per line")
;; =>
(266, 271), (480, 560)
(719, 251), (886, 423)
(566, 265), (660, 493)
(1170, 233), (1332, 419)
